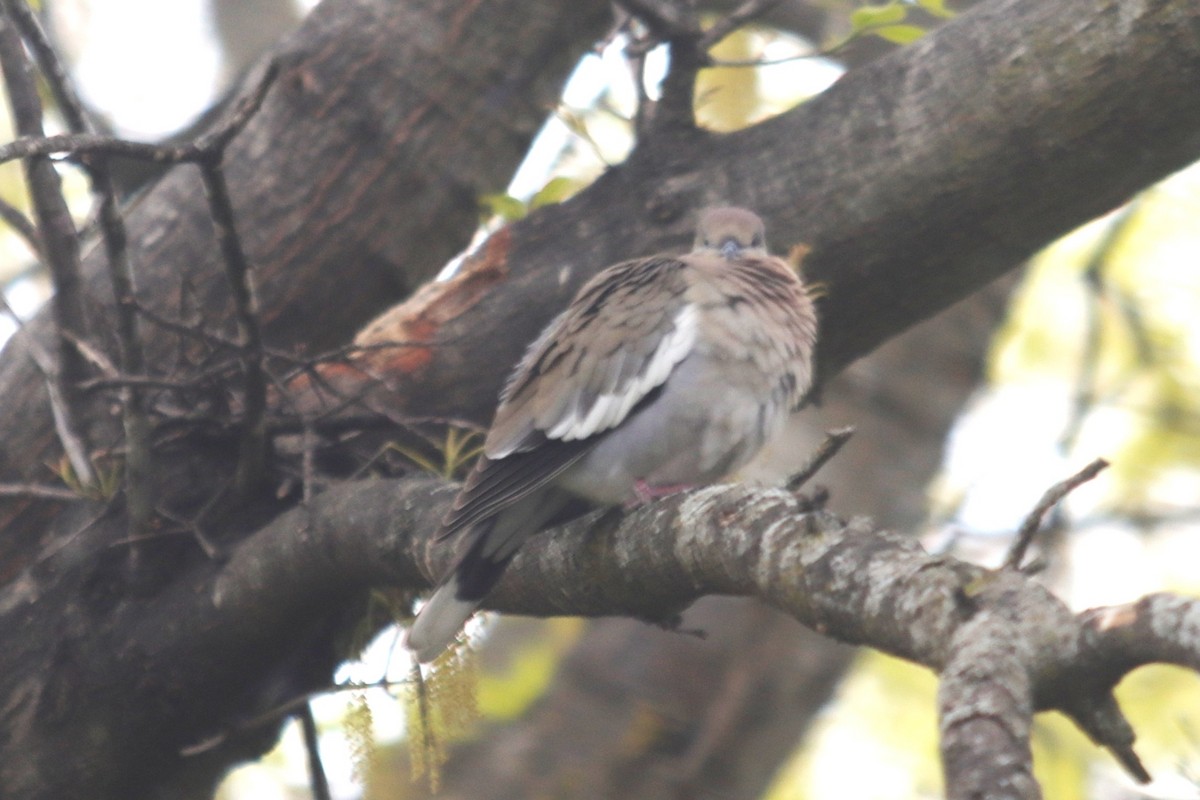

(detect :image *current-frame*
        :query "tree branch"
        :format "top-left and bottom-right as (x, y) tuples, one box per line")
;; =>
(939, 577), (1041, 799)
(0, 9), (95, 484)
(197, 157), (268, 500)
(3, 0), (161, 558)
(341, 0), (1200, 428)
(1005, 457), (1108, 570)
(212, 476), (1200, 793)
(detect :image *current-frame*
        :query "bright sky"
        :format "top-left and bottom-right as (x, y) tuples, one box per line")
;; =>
(63, 0), (222, 137)
(59, 0), (319, 137)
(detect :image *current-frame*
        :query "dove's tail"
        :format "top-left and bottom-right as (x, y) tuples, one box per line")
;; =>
(405, 580), (481, 663)
(405, 514), (516, 663)
(406, 489), (577, 663)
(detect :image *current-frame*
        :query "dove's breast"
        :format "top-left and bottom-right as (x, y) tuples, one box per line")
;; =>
(553, 342), (790, 506)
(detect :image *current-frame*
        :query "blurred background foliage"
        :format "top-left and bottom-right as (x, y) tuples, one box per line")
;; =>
(4, 1), (1198, 797)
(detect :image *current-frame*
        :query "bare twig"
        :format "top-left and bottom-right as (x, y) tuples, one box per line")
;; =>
(2, 0), (89, 131)
(156, 66), (278, 501)
(1, 295), (97, 489)
(93, 165), (156, 549)
(0, 133), (207, 166)
(0, 9), (95, 484)
(198, 161), (268, 498)
(0, 482), (79, 501)
(1003, 458), (1109, 570)
(707, 51), (819, 68)
(58, 329), (118, 376)
(193, 62), (280, 154)
(78, 373), (230, 394)
(6, 0), (160, 561)
(180, 676), (414, 757)
(0, 62), (279, 169)
(49, 63), (277, 503)
(133, 300), (246, 353)
(299, 703), (332, 800)
(786, 425), (854, 490)
(154, 503), (223, 561)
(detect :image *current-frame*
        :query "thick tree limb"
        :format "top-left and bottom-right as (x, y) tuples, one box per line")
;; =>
(1083, 594), (1200, 672)
(343, 0), (1200, 423)
(213, 476), (1200, 796)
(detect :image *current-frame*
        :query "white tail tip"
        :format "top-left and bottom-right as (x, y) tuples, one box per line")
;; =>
(405, 583), (478, 663)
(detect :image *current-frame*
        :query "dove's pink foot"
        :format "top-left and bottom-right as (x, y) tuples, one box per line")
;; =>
(626, 479), (697, 509)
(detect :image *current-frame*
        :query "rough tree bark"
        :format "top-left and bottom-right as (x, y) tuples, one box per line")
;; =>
(0, 0), (1198, 798)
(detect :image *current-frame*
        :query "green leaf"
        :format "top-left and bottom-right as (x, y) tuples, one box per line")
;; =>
(917, 0), (956, 19)
(479, 192), (528, 222)
(869, 24), (927, 44)
(850, 3), (907, 32)
(530, 176), (582, 209)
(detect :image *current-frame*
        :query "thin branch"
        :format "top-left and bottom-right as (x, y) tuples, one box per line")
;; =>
(93, 164), (157, 544)
(1003, 458), (1109, 570)
(88, 157), (156, 546)
(198, 161), (268, 498)
(0, 482), (79, 501)
(179, 677), (414, 758)
(623, 0), (785, 135)
(133, 300), (247, 353)
(88, 64), (276, 501)
(0, 132), (205, 166)
(78, 373), (229, 394)
(192, 61), (280, 154)
(155, 500), (225, 561)
(6, 0), (162, 559)
(2, 0), (89, 131)
(301, 420), (317, 504)
(0, 9), (95, 484)
(299, 703), (332, 800)
(0, 296), (96, 488)
(0, 60), (278, 169)
(707, 50), (819, 68)
(58, 328), (118, 376)
(786, 425), (854, 490)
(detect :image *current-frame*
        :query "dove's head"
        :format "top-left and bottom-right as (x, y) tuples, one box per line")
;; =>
(694, 206), (768, 260)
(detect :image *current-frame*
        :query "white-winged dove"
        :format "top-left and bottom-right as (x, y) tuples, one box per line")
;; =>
(406, 207), (818, 662)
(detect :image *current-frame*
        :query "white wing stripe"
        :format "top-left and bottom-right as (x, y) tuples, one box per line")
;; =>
(547, 304), (698, 442)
